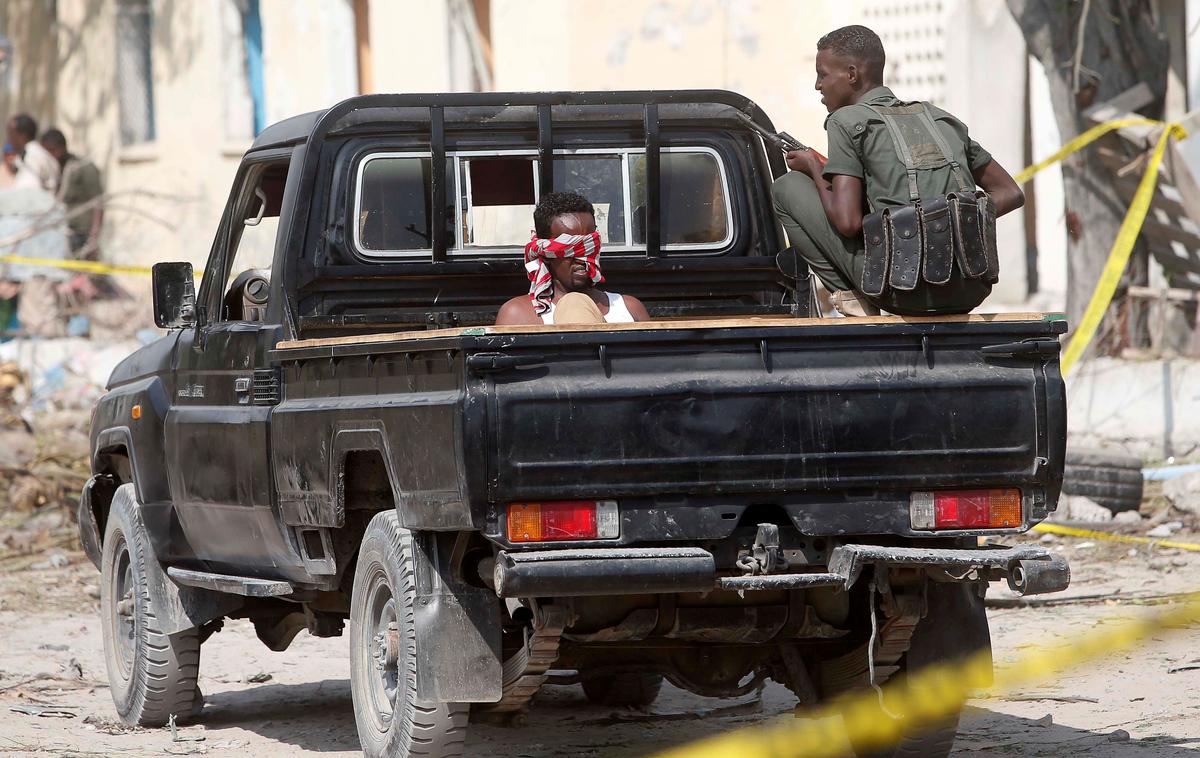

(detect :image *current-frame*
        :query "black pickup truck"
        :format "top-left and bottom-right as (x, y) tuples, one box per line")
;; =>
(78, 91), (1069, 758)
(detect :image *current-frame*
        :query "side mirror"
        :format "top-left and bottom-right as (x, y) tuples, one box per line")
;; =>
(152, 262), (197, 328)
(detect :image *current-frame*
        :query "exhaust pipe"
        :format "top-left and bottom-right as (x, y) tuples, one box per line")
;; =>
(1007, 555), (1071, 596)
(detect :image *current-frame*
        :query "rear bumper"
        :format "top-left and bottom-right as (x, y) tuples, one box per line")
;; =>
(493, 543), (1069, 598)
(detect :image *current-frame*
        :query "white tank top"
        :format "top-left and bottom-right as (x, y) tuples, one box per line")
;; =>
(539, 291), (634, 325)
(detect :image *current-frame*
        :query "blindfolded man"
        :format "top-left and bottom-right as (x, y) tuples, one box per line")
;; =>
(495, 191), (650, 325)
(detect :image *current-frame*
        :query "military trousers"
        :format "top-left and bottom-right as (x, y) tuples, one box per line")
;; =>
(770, 171), (991, 316)
(771, 171), (862, 294)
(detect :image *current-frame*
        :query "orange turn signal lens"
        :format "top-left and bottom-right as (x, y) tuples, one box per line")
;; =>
(131, 404), (142, 420)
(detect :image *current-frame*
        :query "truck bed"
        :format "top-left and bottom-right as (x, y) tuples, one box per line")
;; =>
(270, 313), (1066, 537)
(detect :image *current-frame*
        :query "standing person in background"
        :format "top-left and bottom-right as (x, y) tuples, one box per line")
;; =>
(6, 114), (59, 193)
(41, 128), (104, 260)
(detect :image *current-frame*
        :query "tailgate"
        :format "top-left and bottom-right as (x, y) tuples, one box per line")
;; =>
(477, 318), (1065, 502)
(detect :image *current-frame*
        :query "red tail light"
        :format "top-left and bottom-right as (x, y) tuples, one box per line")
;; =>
(507, 501), (619, 542)
(910, 489), (1022, 530)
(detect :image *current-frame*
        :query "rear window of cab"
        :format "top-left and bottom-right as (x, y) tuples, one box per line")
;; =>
(352, 147), (733, 259)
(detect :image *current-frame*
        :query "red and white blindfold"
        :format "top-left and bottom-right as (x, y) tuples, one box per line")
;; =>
(523, 231), (603, 315)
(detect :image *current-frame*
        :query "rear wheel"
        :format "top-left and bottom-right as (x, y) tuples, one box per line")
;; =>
(349, 511), (469, 758)
(845, 583), (989, 758)
(100, 484), (201, 726)
(581, 672), (663, 708)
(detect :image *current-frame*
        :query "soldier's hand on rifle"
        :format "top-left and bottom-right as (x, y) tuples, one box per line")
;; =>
(785, 149), (825, 178)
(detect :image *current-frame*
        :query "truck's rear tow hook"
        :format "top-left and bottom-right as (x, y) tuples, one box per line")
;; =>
(1007, 555), (1071, 596)
(737, 523), (789, 575)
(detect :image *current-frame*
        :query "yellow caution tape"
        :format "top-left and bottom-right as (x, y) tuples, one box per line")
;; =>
(0, 253), (203, 278)
(652, 590), (1200, 758)
(1013, 117), (1161, 185)
(1059, 123), (1187, 374)
(1033, 521), (1200, 552)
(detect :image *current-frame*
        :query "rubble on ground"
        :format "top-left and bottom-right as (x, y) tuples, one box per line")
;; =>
(1163, 471), (1200, 515)
(0, 339), (130, 564)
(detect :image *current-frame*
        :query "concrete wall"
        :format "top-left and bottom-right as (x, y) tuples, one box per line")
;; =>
(491, 0), (838, 152)
(1067, 358), (1200, 461)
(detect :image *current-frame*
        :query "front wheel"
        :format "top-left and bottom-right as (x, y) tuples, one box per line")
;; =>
(349, 512), (469, 758)
(100, 484), (201, 726)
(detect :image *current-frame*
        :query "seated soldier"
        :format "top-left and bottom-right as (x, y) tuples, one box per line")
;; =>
(773, 25), (1024, 317)
(496, 191), (650, 325)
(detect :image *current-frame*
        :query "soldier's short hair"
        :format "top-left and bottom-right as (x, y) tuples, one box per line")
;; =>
(533, 191), (595, 238)
(817, 25), (886, 82)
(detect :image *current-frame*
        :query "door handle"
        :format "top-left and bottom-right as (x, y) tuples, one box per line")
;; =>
(466, 353), (547, 374)
(234, 376), (252, 404)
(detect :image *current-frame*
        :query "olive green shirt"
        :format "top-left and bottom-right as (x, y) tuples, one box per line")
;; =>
(59, 155), (104, 237)
(822, 86), (992, 212)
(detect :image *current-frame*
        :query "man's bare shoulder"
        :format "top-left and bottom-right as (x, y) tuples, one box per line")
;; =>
(495, 296), (543, 325)
(620, 293), (652, 321)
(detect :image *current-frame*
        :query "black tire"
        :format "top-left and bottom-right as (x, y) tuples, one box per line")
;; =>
(845, 583), (989, 758)
(581, 672), (663, 708)
(100, 484), (202, 727)
(1062, 447), (1144, 513)
(349, 512), (469, 758)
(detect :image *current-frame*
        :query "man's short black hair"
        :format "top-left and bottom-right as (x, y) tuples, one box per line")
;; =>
(817, 25), (886, 83)
(9, 113), (38, 140)
(40, 128), (67, 149)
(533, 191), (595, 238)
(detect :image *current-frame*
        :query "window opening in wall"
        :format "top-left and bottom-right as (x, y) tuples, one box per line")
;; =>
(116, 0), (156, 146)
(221, 0), (266, 141)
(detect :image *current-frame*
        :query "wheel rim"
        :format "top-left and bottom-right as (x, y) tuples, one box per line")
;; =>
(109, 538), (136, 678)
(361, 565), (402, 734)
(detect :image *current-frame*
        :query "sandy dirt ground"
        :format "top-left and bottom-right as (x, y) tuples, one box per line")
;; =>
(1, 529), (1199, 757)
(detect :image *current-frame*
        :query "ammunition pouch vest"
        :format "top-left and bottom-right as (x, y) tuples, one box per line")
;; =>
(859, 103), (999, 299)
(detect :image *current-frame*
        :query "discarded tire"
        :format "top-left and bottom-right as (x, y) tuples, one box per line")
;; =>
(581, 672), (663, 708)
(1062, 448), (1144, 514)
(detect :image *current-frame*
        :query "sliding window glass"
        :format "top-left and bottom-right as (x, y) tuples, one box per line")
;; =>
(355, 155), (456, 255)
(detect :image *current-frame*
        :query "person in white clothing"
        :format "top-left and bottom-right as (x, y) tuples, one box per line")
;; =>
(6, 114), (59, 193)
(495, 191), (650, 326)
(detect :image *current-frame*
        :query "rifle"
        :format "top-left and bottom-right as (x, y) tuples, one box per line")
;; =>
(735, 112), (827, 164)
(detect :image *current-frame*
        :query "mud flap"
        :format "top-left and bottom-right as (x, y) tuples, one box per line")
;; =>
(410, 531), (502, 704)
(912, 581), (993, 687)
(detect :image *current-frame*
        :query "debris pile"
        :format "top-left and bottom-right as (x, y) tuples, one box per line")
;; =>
(0, 337), (142, 576)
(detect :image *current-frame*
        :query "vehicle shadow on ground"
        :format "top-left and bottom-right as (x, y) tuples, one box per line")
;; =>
(200, 679), (359, 752)
(193, 680), (1200, 757)
(956, 705), (1200, 756)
